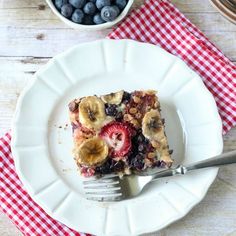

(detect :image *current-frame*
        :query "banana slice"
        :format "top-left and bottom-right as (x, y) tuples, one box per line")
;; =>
(79, 96), (106, 130)
(142, 110), (164, 141)
(75, 137), (108, 167)
(101, 90), (124, 105)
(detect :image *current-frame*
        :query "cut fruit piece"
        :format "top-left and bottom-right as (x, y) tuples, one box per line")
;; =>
(99, 122), (131, 157)
(68, 90), (173, 177)
(142, 109), (164, 141)
(78, 96), (106, 130)
(75, 137), (109, 167)
(101, 90), (124, 105)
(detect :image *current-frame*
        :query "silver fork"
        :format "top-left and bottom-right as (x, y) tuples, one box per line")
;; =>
(83, 150), (236, 202)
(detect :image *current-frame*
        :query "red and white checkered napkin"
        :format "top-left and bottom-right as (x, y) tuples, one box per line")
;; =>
(0, 133), (90, 236)
(0, 1), (236, 236)
(108, 0), (236, 134)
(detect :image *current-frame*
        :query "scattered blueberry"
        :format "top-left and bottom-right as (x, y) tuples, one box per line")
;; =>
(96, 0), (111, 10)
(61, 4), (73, 18)
(105, 104), (118, 116)
(83, 2), (96, 15)
(83, 14), (94, 24)
(101, 6), (119, 22)
(122, 91), (131, 103)
(55, 0), (68, 10)
(115, 0), (127, 10)
(71, 9), (84, 23)
(69, 0), (86, 8)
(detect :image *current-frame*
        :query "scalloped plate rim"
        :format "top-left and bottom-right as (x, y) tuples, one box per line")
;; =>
(11, 39), (223, 235)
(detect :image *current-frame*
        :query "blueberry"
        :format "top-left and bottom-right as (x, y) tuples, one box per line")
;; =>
(105, 104), (118, 116)
(71, 9), (84, 23)
(122, 91), (131, 103)
(83, 14), (94, 25)
(130, 154), (144, 170)
(113, 161), (124, 172)
(115, 111), (123, 121)
(96, 159), (114, 174)
(89, 0), (96, 3)
(93, 13), (105, 24)
(83, 2), (96, 15)
(96, 0), (111, 10)
(101, 6), (119, 22)
(54, 0), (68, 10)
(138, 144), (145, 153)
(115, 0), (127, 10)
(69, 0), (86, 8)
(137, 134), (145, 143)
(112, 5), (120, 15)
(61, 4), (73, 18)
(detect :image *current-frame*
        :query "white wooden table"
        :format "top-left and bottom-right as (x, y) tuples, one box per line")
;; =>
(0, 0), (235, 235)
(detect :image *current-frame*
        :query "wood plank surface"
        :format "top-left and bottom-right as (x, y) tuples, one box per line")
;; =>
(0, 0), (235, 235)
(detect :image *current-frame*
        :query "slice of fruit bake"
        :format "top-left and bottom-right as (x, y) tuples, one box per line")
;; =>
(68, 90), (173, 177)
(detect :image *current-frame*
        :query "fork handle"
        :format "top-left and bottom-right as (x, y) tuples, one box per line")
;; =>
(185, 150), (236, 171)
(151, 150), (236, 181)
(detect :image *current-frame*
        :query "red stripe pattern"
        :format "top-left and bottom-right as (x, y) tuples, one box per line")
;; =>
(0, 1), (235, 235)
(108, 0), (236, 134)
(0, 133), (90, 236)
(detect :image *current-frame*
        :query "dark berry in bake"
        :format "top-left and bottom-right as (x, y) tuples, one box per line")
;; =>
(105, 104), (118, 116)
(122, 91), (131, 103)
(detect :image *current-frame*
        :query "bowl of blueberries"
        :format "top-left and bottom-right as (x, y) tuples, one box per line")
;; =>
(46, 0), (133, 30)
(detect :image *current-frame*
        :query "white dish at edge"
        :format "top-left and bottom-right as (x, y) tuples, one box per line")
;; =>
(11, 39), (223, 236)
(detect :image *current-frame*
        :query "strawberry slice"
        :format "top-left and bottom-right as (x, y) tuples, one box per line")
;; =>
(99, 122), (131, 157)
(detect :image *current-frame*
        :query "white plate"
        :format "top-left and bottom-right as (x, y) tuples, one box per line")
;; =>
(12, 39), (223, 236)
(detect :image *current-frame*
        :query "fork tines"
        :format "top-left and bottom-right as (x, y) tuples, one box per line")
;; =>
(83, 175), (123, 201)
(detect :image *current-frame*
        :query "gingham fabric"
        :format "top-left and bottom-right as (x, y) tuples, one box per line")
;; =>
(0, 1), (236, 236)
(108, 0), (236, 134)
(0, 133), (90, 236)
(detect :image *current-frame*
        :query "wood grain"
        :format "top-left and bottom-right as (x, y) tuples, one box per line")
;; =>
(0, 0), (235, 235)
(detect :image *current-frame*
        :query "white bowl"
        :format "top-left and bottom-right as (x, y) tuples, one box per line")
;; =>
(46, 0), (134, 30)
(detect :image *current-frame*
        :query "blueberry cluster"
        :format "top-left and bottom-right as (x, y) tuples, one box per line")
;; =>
(54, 0), (128, 25)
(105, 104), (118, 116)
(128, 130), (150, 171)
(105, 104), (123, 121)
(95, 159), (124, 174)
